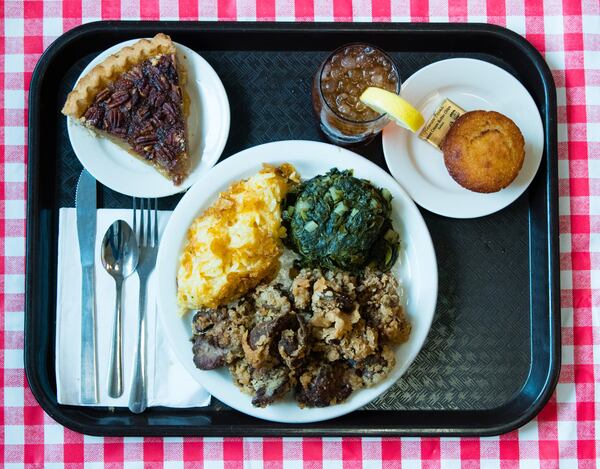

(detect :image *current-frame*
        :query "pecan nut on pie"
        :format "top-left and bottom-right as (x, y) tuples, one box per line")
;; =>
(62, 33), (191, 185)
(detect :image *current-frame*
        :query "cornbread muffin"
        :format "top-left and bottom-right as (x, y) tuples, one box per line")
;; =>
(441, 110), (525, 193)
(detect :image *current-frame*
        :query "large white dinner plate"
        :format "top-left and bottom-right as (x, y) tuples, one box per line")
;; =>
(383, 58), (544, 219)
(157, 140), (438, 423)
(67, 39), (230, 198)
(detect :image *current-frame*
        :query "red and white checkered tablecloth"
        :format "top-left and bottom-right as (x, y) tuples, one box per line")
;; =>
(3, 0), (598, 466)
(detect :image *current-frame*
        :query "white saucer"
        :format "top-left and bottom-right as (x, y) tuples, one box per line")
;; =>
(66, 39), (230, 198)
(382, 58), (544, 219)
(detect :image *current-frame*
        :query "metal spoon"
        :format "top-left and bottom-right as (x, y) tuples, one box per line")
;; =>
(101, 220), (139, 398)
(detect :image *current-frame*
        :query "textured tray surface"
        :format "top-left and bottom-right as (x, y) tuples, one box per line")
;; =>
(54, 49), (531, 411)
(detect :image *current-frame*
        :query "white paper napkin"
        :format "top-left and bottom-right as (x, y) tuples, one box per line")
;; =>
(55, 208), (211, 408)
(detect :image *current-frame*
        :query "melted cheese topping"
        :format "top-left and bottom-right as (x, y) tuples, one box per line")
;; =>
(177, 164), (298, 312)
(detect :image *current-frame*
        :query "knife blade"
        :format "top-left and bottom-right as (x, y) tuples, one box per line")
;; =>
(75, 169), (98, 404)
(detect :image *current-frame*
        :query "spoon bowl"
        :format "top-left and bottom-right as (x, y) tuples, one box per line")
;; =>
(101, 220), (139, 398)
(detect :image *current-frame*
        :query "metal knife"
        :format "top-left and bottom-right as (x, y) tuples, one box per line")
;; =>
(75, 170), (98, 404)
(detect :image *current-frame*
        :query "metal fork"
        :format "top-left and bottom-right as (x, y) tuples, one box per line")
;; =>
(129, 197), (159, 414)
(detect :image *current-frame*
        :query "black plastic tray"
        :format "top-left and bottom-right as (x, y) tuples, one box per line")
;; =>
(26, 21), (560, 436)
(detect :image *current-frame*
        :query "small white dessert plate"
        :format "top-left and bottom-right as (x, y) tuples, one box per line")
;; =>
(382, 58), (544, 219)
(66, 39), (230, 198)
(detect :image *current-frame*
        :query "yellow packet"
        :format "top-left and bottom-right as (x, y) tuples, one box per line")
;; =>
(418, 99), (465, 150)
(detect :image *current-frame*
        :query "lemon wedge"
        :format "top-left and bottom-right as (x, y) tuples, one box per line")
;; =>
(360, 87), (425, 132)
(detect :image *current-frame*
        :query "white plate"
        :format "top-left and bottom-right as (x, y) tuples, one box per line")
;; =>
(157, 140), (438, 423)
(66, 39), (230, 198)
(382, 58), (544, 219)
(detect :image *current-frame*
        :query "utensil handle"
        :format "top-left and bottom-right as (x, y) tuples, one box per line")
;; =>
(129, 276), (148, 413)
(81, 264), (98, 404)
(108, 278), (124, 398)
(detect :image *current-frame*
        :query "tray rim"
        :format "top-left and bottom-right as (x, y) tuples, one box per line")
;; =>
(25, 20), (560, 437)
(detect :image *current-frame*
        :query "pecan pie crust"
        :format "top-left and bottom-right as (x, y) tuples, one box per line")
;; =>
(62, 33), (191, 185)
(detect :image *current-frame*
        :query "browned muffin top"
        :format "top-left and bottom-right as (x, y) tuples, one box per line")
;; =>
(441, 110), (525, 193)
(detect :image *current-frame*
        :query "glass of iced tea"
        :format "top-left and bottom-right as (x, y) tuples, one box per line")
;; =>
(312, 43), (400, 145)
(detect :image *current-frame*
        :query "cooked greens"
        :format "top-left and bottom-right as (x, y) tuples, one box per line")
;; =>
(283, 168), (399, 272)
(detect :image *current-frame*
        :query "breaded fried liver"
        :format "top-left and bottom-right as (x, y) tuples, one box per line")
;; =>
(441, 110), (525, 193)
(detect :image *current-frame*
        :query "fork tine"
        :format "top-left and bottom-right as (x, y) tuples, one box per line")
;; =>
(145, 198), (152, 248)
(139, 198), (146, 246)
(153, 198), (158, 247)
(132, 197), (137, 240)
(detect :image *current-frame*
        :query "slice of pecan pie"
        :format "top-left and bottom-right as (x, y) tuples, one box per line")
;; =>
(62, 33), (191, 185)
